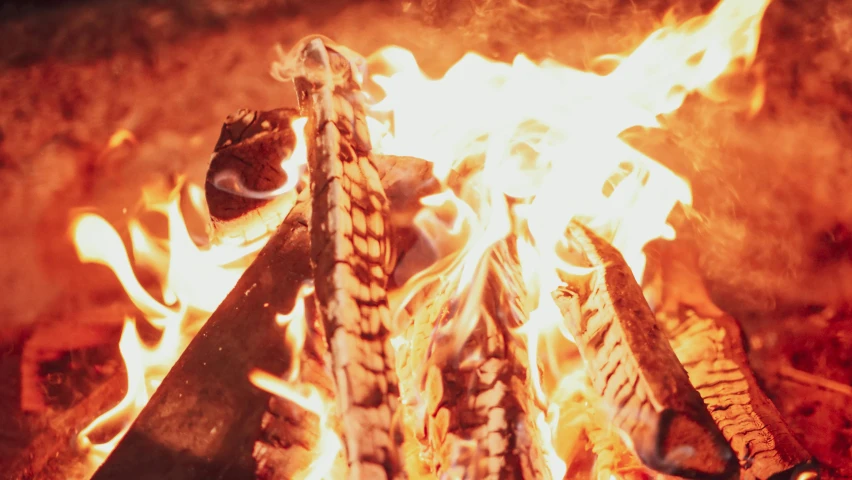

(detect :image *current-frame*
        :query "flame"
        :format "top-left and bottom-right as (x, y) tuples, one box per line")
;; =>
(364, 0), (770, 477)
(70, 0), (772, 477)
(71, 178), (271, 472)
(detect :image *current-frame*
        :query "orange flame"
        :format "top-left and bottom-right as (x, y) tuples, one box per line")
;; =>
(71, 0), (772, 477)
(71, 178), (271, 473)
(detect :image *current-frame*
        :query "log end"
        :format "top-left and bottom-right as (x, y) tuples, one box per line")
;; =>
(206, 108), (301, 244)
(645, 409), (739, 480)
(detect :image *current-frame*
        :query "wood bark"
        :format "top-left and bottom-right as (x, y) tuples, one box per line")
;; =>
(551, 221), (738, 480)
(292, 37), (404, 480)
(398, 240), (549, 480)
(657, 240), (815, 480)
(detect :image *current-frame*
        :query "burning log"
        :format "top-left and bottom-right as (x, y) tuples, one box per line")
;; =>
(552, 221), (738, 480)
(206, 107), (301, 245)
(289, 37), (404, 480)
(91, 195), (312, 480)
(399, 240), (549, 479)
(657, 240), (815, 480)
(91, 98), (436, 478)
(253, 293), (341, 480)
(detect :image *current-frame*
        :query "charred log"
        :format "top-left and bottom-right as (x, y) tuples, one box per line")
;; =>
(206, 107), (301, 245)
(657, 240), (816, 480)
(399, 240), (549, 480)
(91, 195), (313, 480)
(254, 296), (341, 480)
(552, 221), (738, 480)
(290, 37), (404, 480)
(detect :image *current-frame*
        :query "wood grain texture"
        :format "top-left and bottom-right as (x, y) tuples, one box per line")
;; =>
(660, 308), (816, 480)
(399, 240), (549, 480)
(552, 221), (738, 480)
(293, 37), (403, 480)
(656, 239), (815, 480)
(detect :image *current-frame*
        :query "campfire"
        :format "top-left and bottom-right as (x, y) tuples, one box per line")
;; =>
(6, 0), (852, 478)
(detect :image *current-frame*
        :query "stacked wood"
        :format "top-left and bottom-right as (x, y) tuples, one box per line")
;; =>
(398, 239), (549, 480)
(89, 88), (436, 478)
(656, 240), (815, 480)
(289, 37), (404, 480)
(552, 221), (739, 480)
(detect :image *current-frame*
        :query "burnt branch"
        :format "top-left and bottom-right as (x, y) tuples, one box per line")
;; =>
(293, 37), (404, 480)
(400, 240), (549, 480)
(552, 221), (738, 480)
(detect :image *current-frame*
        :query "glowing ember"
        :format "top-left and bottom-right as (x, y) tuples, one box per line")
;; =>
(71, 0), (772, 477)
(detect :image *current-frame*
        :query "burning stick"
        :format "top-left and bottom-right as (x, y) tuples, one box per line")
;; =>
(400, 240), (549, 479)
(288, 37), (404, 480)
(657, 240), (815, 480)
(552, 221), (738, 479)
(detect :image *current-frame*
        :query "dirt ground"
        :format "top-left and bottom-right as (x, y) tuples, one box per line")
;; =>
(0, 0), (851, 478)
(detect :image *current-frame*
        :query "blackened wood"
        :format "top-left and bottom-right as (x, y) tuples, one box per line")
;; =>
(206, 107), (300, 245)
(657, 240), (815, 480)
(552, 221), (738, 480)
(292, 37), (403, 480)
(254, 153), (437, 480)
(91, 196), (312, 480)
(400, 240), (549, 480)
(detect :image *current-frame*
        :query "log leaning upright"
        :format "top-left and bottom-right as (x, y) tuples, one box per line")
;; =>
(290, 37), (405, 480)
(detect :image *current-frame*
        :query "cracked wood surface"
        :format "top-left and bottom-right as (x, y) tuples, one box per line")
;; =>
(293, 37), (403, 480)
(399, 240), (549, 480)
(657, 239), (814, 480)
(91, 192), (313, 480)
(552, 221), (738, 480)
(660, 308), (816, 480)
(254, 154), (437, 480)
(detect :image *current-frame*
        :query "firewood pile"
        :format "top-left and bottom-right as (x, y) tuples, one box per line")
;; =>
(4, 1), (852, 478)
(51, 36), (821, 480)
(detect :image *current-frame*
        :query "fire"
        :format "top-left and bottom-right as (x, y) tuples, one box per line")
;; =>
(69, 0), (772, 477)
(364, 0), (770, 476)
(70, 179), (269, 472)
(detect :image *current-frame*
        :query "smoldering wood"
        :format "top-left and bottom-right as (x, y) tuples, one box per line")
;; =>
(661, 309), (817, 480)
(252, 149), (437, 480)
(206, 107), (301, 245)
(292, 37), (404, 480)
(398, 240), (549, 480)
(253, 298), (341, 480)
(657, 240), (815, 480)
(552, 221), (738, 480)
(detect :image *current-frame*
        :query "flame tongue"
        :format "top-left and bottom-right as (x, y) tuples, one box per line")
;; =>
(71, 0), (772, 478)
